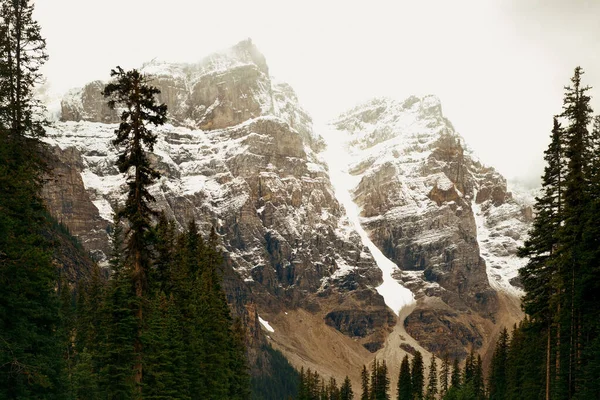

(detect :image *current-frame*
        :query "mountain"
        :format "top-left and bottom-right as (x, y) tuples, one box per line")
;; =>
(41, 39), (533, 391)
(323, 96), (532, 361)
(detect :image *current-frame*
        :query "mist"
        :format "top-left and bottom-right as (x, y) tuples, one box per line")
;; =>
(35, 0), (600, 187)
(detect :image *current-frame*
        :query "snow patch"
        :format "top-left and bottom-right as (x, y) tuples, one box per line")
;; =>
(472, 193), (525, 297)
(258, 316), (275, 333)
(92, 198), (114, 222)
(319, 123), (415, 316)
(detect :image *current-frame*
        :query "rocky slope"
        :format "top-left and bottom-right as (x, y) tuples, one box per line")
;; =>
(41, 39), (532, 388)
(327, 96), (532, 358)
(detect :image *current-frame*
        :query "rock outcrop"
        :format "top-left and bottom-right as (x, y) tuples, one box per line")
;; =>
(330, 96), (531, 357)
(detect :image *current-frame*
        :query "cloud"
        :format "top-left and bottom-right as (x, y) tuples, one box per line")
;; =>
(35, 0), (599, 186)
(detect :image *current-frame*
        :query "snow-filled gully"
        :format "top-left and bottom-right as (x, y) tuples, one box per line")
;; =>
(320, 124), (415, 316)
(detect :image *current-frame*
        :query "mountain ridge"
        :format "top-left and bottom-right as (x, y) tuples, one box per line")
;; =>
(41, 39), (532, 390)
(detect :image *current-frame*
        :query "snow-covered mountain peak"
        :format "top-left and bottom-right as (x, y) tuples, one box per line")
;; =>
(332, 95), (450, 153)
(139, 39), (268, 82)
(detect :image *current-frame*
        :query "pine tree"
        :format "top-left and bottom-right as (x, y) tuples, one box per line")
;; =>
(370, 359), (379, 400)
(151, 212), (176, 293)
(377, 360), (390, 400)
(489, 328), (509, 400)
(518, 118), (565, 321)
(579, 114), (600, 398)
(450, 358), (461, 389)
(142, 292), (190, 399)
(228, 317), (251, 400)
(361, 365), (370, 400)
(0, 0), (48, 138)
(473, 354), (484, 400)
(0, 1), (66, 396)
(411, 351), (424, 400)
(100, 216), (136, 398)
(73, 263), (106, 400)
(464, 350), (475, 385)
(340, 375), (354, 400)
(58, 275), (76, 398)
(425, 355), (438, 400)
(397, 355), (411, 400)
(439, 353), (450, 397)
(102, 66), (167, 394)
(556, 66), (594, 399)
(328, 377), (341, 400)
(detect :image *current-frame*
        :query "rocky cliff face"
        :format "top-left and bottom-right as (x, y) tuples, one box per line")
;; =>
(45, 40), (394, 364)
(329, 96), (532, 358)
(43, 40), (532, 383)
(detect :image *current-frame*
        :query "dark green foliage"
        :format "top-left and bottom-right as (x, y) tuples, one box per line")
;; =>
(250, 344), (298, 400)
(425, 355), (438, 400)
(340, 375), (354, 400)
(298, 368), (323, 400)
(488, 328), (509, 400)
(461, 350), (485, 400)
(396, 355), (411, 400)
(411, 351), (424, 400)
(369, 358), (390, 400)
(142, 292), (190, 399)
(101, 253), (138, 398)
(102, 65), (168, 394)
(0, 0), (48, 137)
(518, 117), (564, 322)
(0, 1), (68, 396)
(440, 353), (450, 397)
(450, 358), (461, 390)
(69, 217), (252, 399)
(361, 365), (370, 400)
(295, 368), (352, 400)
(515, 66), (600, 399)
(505, 321), (545, 400)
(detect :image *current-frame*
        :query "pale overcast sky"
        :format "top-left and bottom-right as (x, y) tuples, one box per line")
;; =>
(35, 0), (600, 187)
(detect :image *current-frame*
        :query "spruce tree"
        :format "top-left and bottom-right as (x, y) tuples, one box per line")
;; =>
(439, 353), (450, 397)
(425, 355), (437, 400)
(328, 377), (341, 400)
(518, 118), (564, 320)
(0, 0), (48, 138)
(340, 376), (354, 400)
(360, 365), (370, 400)
(411, 351), (424, 400)
(101, 216), (136, 398)
(450, 358), (461, 389)
(142, 292), (190, 399)
(370, 359), (379, 400)
(556, 66), (593, 398)
(377, 360), (390, 400)
(489, 328), (509, 400)
(0, 0), (66, 396)
(102, 66), (167, 393)
(397, 355), (411, 400)
(473, 354), (484, 400)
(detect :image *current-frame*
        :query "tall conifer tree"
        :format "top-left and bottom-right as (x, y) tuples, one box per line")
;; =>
(425, 355), (437, 400)
(0, 0), (66, 397)
(489, 328), (509, 400)
(397, 355), (411, 400)
(360, 365), (370, 400)
(102, 66), (167, 394)
(340, 376), (354, 400)
(411, 351), (424, 400)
